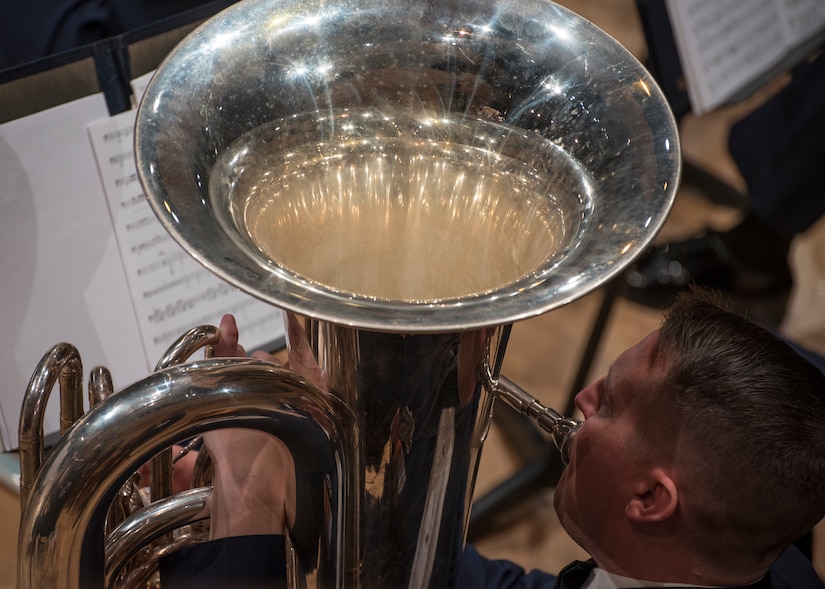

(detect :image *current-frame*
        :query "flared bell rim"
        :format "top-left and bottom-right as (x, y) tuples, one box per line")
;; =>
(135, 0), (680, 332)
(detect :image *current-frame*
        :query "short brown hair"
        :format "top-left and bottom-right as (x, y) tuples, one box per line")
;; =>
(656, 289), (825, 564)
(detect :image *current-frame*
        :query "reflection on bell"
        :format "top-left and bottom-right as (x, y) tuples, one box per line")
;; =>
(18, 0), (680, 587)
(212, 110), (591, 301)
(135, 0), (679, 331)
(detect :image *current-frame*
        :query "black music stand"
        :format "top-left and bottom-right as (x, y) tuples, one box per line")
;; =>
(0, 1), (242, 123)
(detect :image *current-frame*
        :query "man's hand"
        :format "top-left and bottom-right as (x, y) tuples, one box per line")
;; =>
(203, 314), (297, 539)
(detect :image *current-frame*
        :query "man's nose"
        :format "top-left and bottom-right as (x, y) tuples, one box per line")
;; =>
(574, 380), (599, 419)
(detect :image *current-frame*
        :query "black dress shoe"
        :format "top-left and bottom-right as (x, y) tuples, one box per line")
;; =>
(625, 231), (793, 324)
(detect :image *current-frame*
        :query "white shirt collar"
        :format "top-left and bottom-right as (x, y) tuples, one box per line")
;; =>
(581, 567), (725, 588)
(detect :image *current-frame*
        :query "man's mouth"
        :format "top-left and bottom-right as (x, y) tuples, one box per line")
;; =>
(559, 421), (580, 465)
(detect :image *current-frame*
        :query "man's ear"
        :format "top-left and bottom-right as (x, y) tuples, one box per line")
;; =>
(625, 469), (678, 523)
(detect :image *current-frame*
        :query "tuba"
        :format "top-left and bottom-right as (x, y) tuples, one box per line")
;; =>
(17, 0), (680, 586)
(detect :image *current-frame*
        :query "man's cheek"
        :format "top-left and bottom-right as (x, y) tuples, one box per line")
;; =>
(569, 422), (597, 462)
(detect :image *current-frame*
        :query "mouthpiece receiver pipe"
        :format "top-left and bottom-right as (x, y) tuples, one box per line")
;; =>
(494, 375), (581, 464)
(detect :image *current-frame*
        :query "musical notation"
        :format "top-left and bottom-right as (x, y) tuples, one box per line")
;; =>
(115, 173), (139, 188)
(130, 233), (170, 255)
(88, 110), (285, 363)
(102, 125), (132, 143)
(665, 0), (825, 113)
(150, 298), (282, 348)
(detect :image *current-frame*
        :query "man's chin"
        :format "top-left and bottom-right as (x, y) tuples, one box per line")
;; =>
(552, 472), (587, 550)
(554, 508), (591, 556)
(552, 470), (569, 522)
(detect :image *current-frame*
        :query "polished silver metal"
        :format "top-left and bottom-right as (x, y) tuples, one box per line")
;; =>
(17, 358), (348, 589)
(149, 324), (219, 504)
(495, 375), (580, 464)
(123, 0), (677, 585)
(280, 315), (511, 587)
(87, 366), (146, 542)
(88, 365), (114, 408)
(135, 0), (680, 333)
(18, 342), (84, 508)
(105, 488), (211, 589)
(18, 0), (681, 586)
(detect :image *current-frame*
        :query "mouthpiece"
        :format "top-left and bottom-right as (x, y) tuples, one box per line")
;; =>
(495, 375), (581, 464)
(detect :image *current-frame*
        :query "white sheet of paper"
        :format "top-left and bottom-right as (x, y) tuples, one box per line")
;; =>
(666, 0), (788, 113)
(778, 0), (825, 42)
(665, 0), (825, 113)
(0, 92), (143, 452)
(87, 110), (284, 366)
(0, 85), (285, 453)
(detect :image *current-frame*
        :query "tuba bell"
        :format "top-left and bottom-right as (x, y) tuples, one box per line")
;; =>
(17, 0), (680, 586)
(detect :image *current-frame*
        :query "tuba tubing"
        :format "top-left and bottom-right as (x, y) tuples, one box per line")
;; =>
(18, 342), (84, 509)
(104, 487), (212, 589)
(149, 325), (219, 505)
(87, 365), (146, 539)
(494, 375), (580, 464)
(17, 357), (351, 589)
(17, 322), (581, 589)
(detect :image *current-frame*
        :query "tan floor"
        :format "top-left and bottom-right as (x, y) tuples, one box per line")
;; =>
(5, 0), (825, 586)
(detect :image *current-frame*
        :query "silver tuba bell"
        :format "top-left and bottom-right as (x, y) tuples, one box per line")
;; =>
(17, 0), (680, 586)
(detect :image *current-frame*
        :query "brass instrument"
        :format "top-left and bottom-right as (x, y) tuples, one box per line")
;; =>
(17, 326), (226, 587)
(17, 0), (680, 587)
(19, 357), (347, 588)
(18, 343), (84, 509)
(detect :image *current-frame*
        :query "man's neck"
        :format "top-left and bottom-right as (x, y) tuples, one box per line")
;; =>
(588, 547), (768, 588)
(583, 567), (756, 588)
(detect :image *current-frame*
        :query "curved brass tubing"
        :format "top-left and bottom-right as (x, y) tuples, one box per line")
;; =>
(149, 325), (220, 505)
(17, 358), (351, 589)
(18, 342), (84, 509)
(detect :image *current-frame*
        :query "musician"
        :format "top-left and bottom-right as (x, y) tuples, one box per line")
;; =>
(160, 290), (825, 588)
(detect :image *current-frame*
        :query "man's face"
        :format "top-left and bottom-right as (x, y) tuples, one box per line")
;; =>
(553, 330), (667, 560)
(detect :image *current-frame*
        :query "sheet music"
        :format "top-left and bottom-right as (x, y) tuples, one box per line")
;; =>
(0, 92), (143, 452)
(779, 0), (825, 41)
(666, 0), (788, 113)
(0, 75), (284, 453)
(88, 109), (284, 366)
